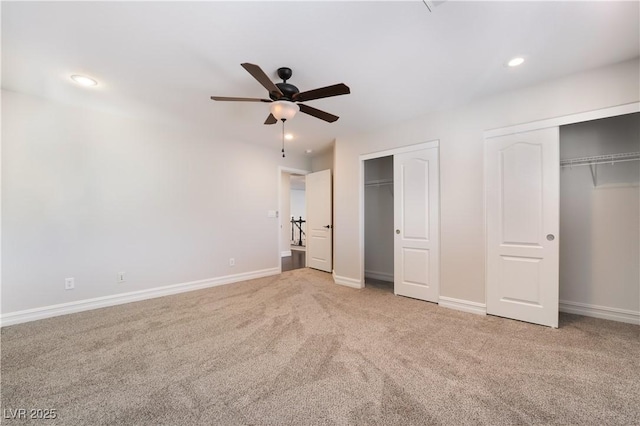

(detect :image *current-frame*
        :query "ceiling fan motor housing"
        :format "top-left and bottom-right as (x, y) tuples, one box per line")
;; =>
(277, 67), (292, 81)
(271, 67), (298, 100)
(273, 82), (299, 101)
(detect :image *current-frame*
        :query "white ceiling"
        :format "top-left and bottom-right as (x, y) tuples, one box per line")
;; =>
(3, 1), (638, 156)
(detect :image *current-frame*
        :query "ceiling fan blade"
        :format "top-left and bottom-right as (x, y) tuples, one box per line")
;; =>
(241, 63), (284, 98)
(299, 103), (339, 123)
(264, 113), (277, 125)
(293, 83), (350, 102)
(210, 96), (271, 102)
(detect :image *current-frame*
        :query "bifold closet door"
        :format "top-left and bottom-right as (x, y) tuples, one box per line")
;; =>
(485, 127), (559, 327)
(393, 146), (439, 303)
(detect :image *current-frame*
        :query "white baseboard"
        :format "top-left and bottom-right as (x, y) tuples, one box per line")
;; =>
(332, 272), (363, 289)
(559, 300), (640, 325)
(364, 270), (393, 282)
(0, 268), (280, 327)
(439, 296), (487, 316)
(281, 250), (292, 257)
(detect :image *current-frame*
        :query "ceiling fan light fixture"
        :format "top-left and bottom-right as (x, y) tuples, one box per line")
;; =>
(270, 100), (299, 121)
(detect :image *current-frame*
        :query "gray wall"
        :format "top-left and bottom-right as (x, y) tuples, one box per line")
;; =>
(2, 90), (310, 314)
(291, 188), (306, 245)
(334, 58), (640, 304)
(311, 144), (334, 172)
(559, 113), (639, 312)
(291, 189), (306, 220)
(280, 172), (291, 255)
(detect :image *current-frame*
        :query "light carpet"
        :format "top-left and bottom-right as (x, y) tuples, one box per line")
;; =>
(1, 268), (639, 425)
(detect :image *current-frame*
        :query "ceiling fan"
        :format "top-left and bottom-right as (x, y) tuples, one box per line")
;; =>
(210, 63), (350, 124)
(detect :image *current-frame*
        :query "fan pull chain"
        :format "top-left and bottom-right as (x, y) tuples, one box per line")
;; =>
(281, 120), (286, 158)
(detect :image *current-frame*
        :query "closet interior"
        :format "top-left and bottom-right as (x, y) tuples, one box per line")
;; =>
(364, 156), (394, 290)
(559, 112), (639, 322)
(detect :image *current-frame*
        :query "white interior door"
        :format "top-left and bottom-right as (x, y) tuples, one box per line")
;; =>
(486, 127), (559, 327)
(394, 147), (439, 302)
(306, 169), (332, 272)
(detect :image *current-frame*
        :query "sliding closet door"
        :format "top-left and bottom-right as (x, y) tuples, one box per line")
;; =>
(485, 127), (559, 327)
(394, 146), (439, 303)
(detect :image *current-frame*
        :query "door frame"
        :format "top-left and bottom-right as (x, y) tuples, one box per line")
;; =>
(277, 166), (310, 273)
(483, 102), (639, 315)
(358, 140), (440, 289)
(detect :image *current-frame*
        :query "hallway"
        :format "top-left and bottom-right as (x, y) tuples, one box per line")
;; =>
(281, 248), (305, 272)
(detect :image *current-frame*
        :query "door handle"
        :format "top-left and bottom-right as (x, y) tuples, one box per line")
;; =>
(323, 225), (332, 229)
(396, 229), (400, 234)
(546, 234), (555, 241)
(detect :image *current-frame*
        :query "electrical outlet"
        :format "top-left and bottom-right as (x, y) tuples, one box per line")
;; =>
(117, 272), (126, 283)
(65, 277), (75, 290)
(229, 258), (235, 267)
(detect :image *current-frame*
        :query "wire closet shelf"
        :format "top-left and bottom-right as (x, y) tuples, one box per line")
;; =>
(560, 151), (640, 168)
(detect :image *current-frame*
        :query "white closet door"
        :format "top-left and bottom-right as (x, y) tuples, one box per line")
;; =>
(393, 147), (439, 303)
(486, 127), (559, 327)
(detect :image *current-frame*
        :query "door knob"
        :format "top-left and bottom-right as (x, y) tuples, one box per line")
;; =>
(396, 229), (400, 234)
(323, 225), (332, 229)
(546, 234), (555, 241)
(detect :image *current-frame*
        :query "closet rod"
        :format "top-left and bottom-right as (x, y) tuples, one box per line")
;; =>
(364, 179), (393, 187)
(560, 151), (640, 168)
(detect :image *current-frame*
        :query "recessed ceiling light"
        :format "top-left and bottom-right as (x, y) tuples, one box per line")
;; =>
(507, 57), (525, 67)
(306, 149), (313, 154)
(284, 133), (294, 140)
(70, 75), (98, 86)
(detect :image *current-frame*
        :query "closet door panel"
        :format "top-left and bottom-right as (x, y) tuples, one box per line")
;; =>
(486, 127), (559, 327)
(394, 146), (439, 303)
(501, 143), (543, 245)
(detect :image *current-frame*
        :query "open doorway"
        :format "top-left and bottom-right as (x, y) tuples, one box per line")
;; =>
(359, 141), (440, 302)
(559, 112), (639, 323)
(484, 103), (639, 327)
(280, 169), (308, 272)
(364, 156), (394, 293)
(286, 174), (307, 271)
